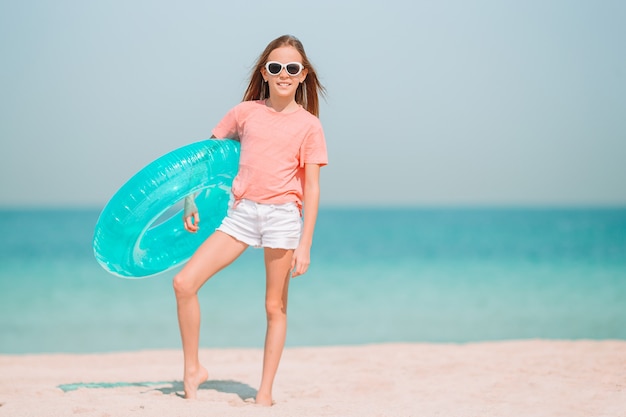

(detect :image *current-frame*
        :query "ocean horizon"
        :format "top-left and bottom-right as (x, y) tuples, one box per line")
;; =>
(1, 206), (625, 354)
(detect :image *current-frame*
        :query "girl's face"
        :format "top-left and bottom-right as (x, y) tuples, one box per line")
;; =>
(261, 46), (308, 102)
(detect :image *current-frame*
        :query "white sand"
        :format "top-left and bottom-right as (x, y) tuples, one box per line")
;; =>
(1, 341), (625, 417)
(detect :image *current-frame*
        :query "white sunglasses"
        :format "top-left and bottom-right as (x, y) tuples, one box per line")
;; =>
(265, 61), (304, 76)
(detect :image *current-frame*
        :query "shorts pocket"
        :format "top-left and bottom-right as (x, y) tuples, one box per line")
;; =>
(272, 202), (300, 216)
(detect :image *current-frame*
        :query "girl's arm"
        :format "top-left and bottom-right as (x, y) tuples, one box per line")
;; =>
(183, 195), (199, 233)
(291, 163), (321, 277)
(182, 135), (219, 233)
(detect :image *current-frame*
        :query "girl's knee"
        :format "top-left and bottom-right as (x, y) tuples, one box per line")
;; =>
(265, 300), (287, 320)
(173, 272), (196, 298)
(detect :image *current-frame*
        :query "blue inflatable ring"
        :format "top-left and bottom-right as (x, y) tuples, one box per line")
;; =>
(93, 139), (240, 278)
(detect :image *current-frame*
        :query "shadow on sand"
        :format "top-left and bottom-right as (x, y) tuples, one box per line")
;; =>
(58, 379), (257, 400)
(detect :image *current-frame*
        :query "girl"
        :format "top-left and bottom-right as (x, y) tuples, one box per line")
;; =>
(173, 34), (328, 406)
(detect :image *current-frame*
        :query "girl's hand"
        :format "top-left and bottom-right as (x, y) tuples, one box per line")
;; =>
(183, 194), (199, 233)
(183, 211), (200, 233)
(291, 243), (311, 277)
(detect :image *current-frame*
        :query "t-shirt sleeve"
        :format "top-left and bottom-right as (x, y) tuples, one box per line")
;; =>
(212, 105), (240, 139)
(299, 121), (328, 168)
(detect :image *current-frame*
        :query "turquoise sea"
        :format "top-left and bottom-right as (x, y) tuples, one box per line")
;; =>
(1, 208), (625, 354)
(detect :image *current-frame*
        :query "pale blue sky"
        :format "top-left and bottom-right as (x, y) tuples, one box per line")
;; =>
(1, 0), (624, 208)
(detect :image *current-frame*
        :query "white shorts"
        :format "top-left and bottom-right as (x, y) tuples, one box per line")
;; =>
(217, 198), (302, 249)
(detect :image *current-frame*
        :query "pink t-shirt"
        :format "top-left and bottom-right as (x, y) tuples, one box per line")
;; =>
(212, 100), (327, 207)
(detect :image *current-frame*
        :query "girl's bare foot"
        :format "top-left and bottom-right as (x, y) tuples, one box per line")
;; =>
(183, 366), (208, 399)
(255, 392), (273, 406)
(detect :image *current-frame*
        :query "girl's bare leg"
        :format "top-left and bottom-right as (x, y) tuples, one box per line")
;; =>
(173, 231), (248, 399)
(255, 247), (293, 406)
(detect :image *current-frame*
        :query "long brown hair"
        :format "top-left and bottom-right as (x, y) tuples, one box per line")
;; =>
(242, 35), (326, 117)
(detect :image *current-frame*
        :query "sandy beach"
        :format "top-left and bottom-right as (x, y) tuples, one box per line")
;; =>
(1, 340), (624, 417)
